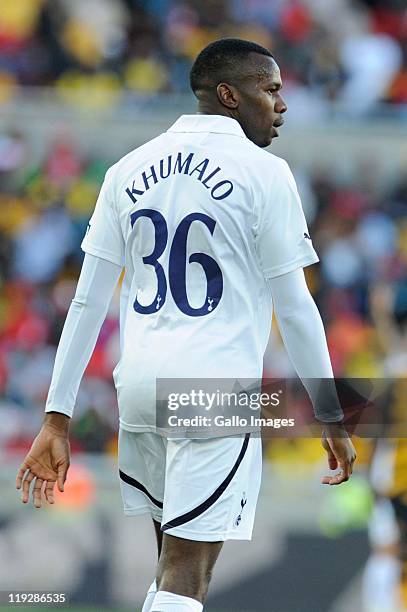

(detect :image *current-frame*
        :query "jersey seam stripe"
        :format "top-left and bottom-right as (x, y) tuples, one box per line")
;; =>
(119, 470), (164, 509)
(161, 433), (250, 532)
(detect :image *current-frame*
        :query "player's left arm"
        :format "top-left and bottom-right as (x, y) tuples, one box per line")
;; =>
(268, 269), (357, 484)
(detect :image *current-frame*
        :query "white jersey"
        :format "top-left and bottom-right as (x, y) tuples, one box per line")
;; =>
(81, 114), (318, 432)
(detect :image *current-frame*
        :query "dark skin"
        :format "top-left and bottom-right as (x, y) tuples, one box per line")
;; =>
(197, 53), (287, 148)
(15, 51), (356, 605)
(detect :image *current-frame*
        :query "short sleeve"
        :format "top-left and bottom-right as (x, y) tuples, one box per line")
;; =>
(256, 160), (319, 279)
(81, 168), (125, 267)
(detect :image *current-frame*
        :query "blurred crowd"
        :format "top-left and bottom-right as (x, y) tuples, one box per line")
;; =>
(0, 0), (406, 111)
(0, 127), (405, 454)
(0, 6), (405, 611)
(0, 0), (406, 456)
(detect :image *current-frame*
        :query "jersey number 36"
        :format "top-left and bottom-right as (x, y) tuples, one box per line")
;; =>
(130, 209), (223, 317)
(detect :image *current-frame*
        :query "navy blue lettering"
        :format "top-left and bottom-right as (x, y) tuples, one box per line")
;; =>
(130, 209), (167, 314)
(130, 210), (223, 317)
(142, 165), (158, 191)
(169, 213), (223, 317)
(174, 152), (194, 175)
(201, 166), (221, 188)
(160, 156), (172, 179)
(211, 180), (234, 201)
(126, 181), (145, 204)
(126, 154), (233, 203)
(189, 158), (209, 181)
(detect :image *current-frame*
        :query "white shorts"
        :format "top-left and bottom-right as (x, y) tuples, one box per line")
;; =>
(118, 428), (262, 542)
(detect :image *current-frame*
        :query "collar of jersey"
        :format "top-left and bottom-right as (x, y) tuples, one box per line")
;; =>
(167, 114), (247, 139)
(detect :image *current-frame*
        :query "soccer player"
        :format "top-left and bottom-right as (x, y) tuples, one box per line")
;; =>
(15, 39), (356, 612)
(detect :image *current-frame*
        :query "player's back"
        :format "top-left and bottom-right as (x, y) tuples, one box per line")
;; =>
(82, 115), (318, 431)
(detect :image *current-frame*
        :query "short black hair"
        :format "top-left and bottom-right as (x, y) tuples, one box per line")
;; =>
(190, 38), (275, 95)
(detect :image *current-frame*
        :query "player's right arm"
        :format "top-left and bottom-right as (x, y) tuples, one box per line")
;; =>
(16, 253), (123, 507)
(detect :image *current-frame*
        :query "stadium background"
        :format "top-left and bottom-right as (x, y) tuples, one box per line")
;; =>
(0, 0), (406, 610)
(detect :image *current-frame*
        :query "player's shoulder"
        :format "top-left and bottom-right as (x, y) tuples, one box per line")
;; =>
(239, 140), (292, 185)
(249, 142), (290, 172)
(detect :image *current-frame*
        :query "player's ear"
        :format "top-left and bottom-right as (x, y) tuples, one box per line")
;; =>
(217, 83), (239, 109)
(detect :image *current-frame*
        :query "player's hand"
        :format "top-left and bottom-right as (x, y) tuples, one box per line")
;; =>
(15, 413), (71, 508)
(321, 423), (356, 486)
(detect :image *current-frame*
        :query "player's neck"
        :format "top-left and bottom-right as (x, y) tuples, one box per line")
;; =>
(196, 102), (236, 121)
